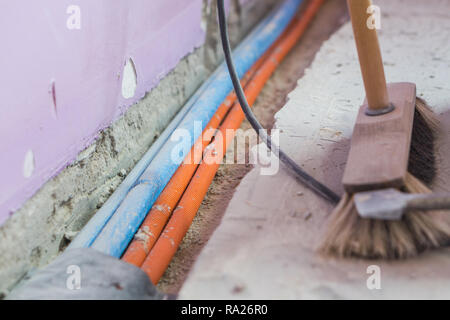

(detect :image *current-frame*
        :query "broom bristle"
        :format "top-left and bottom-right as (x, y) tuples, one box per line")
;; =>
(415, 97), (440, 133)
(319, 177), (450, 259)
(320, 99), (450, 260)
(408, 98), (439, 185)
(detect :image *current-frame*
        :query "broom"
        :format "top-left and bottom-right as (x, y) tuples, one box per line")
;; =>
(320, 0), (450, 259)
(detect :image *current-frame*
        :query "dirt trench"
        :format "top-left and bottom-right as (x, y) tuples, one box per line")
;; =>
(157, 0), (349, 294)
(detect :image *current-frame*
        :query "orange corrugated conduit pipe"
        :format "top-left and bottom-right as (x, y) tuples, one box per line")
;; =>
(139, 0), (325, 284)
(121, 54), (267, 267)
(121, 4), (305, 267)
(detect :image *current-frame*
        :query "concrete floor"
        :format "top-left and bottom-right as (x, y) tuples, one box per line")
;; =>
(179, 0), (450, 299)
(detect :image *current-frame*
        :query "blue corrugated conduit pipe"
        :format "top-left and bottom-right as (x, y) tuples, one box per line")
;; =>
(69, 63), (219, 250)
(70, 0), (303, 257)
(68, 5), (275, 251)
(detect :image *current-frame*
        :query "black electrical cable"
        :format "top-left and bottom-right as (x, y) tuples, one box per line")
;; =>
(217, 0), (340, 204)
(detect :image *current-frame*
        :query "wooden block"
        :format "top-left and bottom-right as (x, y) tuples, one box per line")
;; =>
(342, 82), (416, 193)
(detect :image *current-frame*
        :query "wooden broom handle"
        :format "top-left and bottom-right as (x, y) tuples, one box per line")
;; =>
(347, 0), (390, 111)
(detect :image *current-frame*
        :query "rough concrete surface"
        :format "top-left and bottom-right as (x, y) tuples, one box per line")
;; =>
(0, 0), (278, 297)
(180, 0), (450, 299)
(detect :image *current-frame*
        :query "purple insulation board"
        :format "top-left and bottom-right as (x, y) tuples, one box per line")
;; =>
(0, 0), (243, 225)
